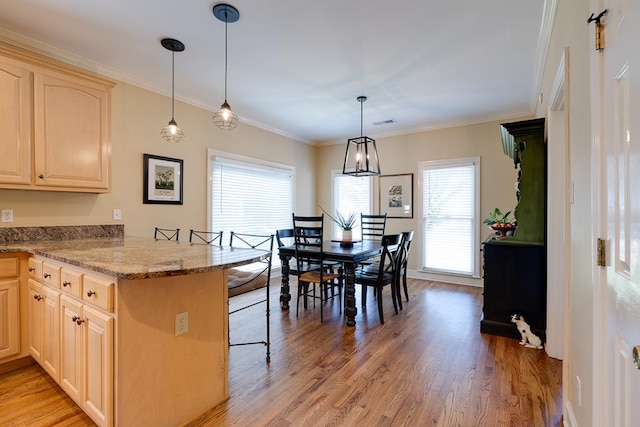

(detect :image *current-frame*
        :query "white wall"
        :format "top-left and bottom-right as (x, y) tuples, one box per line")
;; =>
(535, 0), (594, 424)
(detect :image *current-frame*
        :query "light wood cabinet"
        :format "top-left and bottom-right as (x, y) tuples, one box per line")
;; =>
(29, 256), (114, 427)
(0, 278), (20, 359)
(0, 256), (20, 360)
(27, 278), (61, 381)
(0, 57), (31, 185)
(0, 43), (114, 193)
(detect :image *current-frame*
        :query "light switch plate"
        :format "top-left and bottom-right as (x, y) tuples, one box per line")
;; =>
(113, 209), (122, 220)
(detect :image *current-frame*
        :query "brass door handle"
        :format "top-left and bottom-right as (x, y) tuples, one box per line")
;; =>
(633, 346), (640, 370)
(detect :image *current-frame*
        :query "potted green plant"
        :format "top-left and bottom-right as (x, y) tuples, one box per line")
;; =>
(319, 207), (358, 241)
(483, 208), (516, 237)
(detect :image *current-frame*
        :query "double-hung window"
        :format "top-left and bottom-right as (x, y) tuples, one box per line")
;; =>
(420, 157), (480, 277)
(331, 171), (371, 240)
(209, 150), (294, 265)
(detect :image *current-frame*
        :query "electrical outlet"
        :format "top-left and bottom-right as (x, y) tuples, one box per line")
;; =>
(113, 209), (122, 220)
(1, 209), (14, 223)
(175, 312), (188, 336)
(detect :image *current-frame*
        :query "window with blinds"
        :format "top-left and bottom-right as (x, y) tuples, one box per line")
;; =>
(421, 157), (480, 277)
(331, 172), (371, 240)
(210, 154), (294, 240)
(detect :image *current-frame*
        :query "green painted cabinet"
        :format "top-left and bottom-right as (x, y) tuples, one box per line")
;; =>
(482, 118), (546, 340)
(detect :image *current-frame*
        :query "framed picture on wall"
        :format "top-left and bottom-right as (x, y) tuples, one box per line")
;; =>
(143, 153), (183, 204)
(379, 173), (413, 218)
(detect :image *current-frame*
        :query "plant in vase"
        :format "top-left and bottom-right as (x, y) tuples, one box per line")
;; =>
(319, 207), (358, 241)
(483, 208), (517, 237)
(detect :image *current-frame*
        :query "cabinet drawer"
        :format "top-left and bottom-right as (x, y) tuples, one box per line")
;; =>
(28, 258), (43, 279)
(0, 257), (19, 278)
(42, 262), (61, 288)
(83, 275), (114, 312)
(60, 268), (83, 299)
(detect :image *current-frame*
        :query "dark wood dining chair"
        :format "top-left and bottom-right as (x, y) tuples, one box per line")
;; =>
(189, 229), (224, 245)
(292, 214), (340, 323)
(361, 213), (387, 240)
(154, 227), (180, 241)
(356, 233), (403, 324)
(276, 229), (300, 275)
(395, 230), (414, 310)
(228, 231), (274, 362)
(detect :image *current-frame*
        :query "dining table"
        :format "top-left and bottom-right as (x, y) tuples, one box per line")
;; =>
(278, 239), (383, 326)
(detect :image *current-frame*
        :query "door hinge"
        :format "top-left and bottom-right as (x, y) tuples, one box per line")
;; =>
(587, 10), (608, 51)
(597, 238), (606, 266)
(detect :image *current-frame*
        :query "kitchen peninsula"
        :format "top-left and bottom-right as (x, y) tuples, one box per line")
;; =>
(0, 225), (268, 427)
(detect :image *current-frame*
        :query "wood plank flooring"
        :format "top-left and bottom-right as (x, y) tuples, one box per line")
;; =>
(0, 278), (562, 426)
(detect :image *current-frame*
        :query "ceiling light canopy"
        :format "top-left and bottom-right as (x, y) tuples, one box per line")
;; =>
(343, 96), (381, 176)
(212, 3), (239, 130)
(160, 38), (185, 143)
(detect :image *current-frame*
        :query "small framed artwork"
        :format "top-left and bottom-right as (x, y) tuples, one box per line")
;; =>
(379, 173), (413, 218)
(143, 154), (183, 204)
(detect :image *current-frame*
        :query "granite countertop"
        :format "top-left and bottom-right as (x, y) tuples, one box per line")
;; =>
(0, 227), (269, 279)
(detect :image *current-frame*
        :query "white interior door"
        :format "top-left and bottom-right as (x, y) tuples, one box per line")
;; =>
(599, 1), (640, 425)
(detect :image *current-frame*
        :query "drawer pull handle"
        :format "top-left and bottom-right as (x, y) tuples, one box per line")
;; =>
(44, 273), (51, 279)
(33, 294), (42, 301)
(29, 267), (35, 272)
(87, 290), (96, 297)
(63, 281), (71, 287)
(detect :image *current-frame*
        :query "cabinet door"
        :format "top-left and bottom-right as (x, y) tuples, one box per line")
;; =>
(28, 279), (44, 363)
(0, 58), (31, 185)
(33, 70), (110, 191)
(0, 279), (20, 359)
(60, 294), (83, 404)
(41, 285), (61, 382)
(83, 305), (113, 427)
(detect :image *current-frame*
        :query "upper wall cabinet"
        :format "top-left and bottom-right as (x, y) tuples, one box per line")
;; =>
(0, 44), (115, 193)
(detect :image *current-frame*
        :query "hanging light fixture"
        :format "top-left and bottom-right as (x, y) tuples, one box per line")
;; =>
(343, 96), (381, 176)
(212, 3), (240, 130)
(160, 38), (185, 143)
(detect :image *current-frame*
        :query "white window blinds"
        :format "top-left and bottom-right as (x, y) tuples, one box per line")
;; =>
(332, 172), (371, 240)
(211, 156), (294, 237)
(421, 158), (479, 276)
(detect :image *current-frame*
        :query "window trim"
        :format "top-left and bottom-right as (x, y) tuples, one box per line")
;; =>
(330, 169), (373, 240)
(418, 156), (481, 278)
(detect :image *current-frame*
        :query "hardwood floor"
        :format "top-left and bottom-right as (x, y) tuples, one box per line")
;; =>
(0, 278), (562, 426)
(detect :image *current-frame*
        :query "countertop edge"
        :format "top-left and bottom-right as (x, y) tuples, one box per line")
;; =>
(0, 238), (270, 280)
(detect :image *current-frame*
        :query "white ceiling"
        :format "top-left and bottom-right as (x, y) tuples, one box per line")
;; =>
(0, 0), (550, 144)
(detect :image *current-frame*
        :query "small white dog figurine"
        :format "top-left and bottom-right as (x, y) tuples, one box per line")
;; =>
(510, 314), (543, 349)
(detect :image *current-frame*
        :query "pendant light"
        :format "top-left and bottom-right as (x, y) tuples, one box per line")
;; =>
(160, 38), (185, 143)
(343, 96), (381, 176)
(212, 3), (239, 130)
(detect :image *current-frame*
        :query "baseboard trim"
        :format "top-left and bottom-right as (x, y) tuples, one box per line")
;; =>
(407, 269), (483, 287)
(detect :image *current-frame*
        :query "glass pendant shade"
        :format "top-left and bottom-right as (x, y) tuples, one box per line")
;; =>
(213, 4), (240, 130)
(343, 96), (381, 176)
(343, 136), (381, 176)
(160, 38), (185, 143)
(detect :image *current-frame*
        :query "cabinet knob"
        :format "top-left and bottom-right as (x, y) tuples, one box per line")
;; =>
(28, 267), (35, 272)
(39, 174), (44, 179)
(76, 317), (85, 326)
(63, 281), (71, 287)
(87, 290), (96, 297)
(33, 294), (42, 301)
(43, 273), (51, 279)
